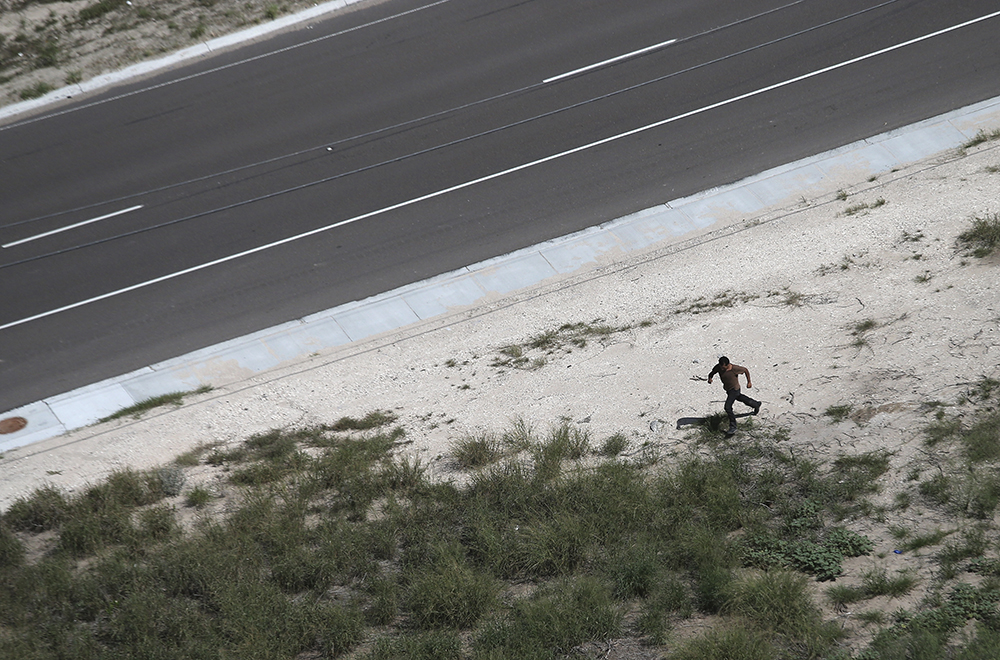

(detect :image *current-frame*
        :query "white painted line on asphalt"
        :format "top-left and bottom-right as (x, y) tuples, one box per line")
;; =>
(2, 205), (144, 248)
(543, 38), (678, 84)
(3, 8), (998, 332)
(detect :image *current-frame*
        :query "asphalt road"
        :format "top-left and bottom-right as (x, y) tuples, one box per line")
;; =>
(2, 0), (999, 412)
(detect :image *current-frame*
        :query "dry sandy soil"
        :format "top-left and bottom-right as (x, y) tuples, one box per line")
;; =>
(2, 1), (1000, 655)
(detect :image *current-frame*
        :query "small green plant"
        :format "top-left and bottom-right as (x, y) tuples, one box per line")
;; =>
(492, 343), (527, 368)
(174, 443), (212, 466)
(856, 610), (887, 626)
(919, 473), (952, 505)
(3, 485), (70, 532)
(966, 375), (1000, 402)
(451, 433), (503, 469)
(98, 386), (212, 422)
(404, 556), (498, 629)
(924, 415), (963, 446)
(79, 0), (128, 22)
(850, 318), (879, 347)
(156, 465), (186, 497)
(0, 525), (24, 569)
(914, 271), (933, 283)
(18, 80), (54, 99)
(599, 432), (629, 457)
(826, 583), (867, 608)
(530, 423), (589, 480)
(824, 404), (853, 423)
(675, 291), (758, 315)
(635, 574), (690, 644)
(899, 528), (953, 552)
(724, 570), (839, 642)
(669, 626), (777, 660)
(961, 128), (1000, 150)
(499, 417), (534, 451)
(491, 320), (631, 369)
(962, 413), (1000, 463)
(957, 213), (1000, 257)
(329, 409), (397, 431)
(860, 566), (918, 598)
(264, 4), (281, 20)
(366, 630), (461, 660)
(475, 577), (622, 657)
(844, 199), (886, 216)
(769, 287), (823, 308)
(184, 486), (213, 509)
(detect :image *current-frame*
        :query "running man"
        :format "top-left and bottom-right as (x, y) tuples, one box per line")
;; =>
(707, 356), (761, 435)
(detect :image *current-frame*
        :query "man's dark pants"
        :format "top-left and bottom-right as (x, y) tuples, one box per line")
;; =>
(725, 388), (760, 433)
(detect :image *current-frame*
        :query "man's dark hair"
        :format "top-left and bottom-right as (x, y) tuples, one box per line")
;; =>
(718, 356), (730, 366)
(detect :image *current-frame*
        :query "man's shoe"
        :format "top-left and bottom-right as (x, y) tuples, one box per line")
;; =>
(725, 428), (736, 437)
(752, 403), (761, 416)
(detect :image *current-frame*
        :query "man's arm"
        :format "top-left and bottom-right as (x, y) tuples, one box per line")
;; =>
(707, 365), (718, 383)
(743, 367), (752, 389)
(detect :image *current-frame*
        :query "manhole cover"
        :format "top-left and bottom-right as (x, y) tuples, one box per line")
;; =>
(0, 417), (28, 434)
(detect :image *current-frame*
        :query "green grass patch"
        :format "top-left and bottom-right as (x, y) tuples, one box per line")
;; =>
(451, 432), (503, 469)
(79, 0), (128, 21)
(490, 319), (636, 370)
(4, 411), (996, 659)
(674, 290), (758, 315)
(98, 386), (212, 422)
(824, 404), (853, 423)
(598, 432), (629, 457)
(958, 213), (1000, 258)
(844, 198), (887, 215)
(961, 128), (1000, 150)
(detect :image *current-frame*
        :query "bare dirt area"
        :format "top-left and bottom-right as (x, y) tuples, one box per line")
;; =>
(0, 0), (340, 107)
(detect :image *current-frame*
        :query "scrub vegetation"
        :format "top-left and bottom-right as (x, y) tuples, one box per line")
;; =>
(490, 319), (644, 371)
(957, 213), (1000, 258)
(0, 0), (321, 104)
(3, 375), (1000, 659)
(98, 385), (213, 422)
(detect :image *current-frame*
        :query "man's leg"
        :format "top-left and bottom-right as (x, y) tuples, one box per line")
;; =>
(736, 391), (761, 415)
(724, 390), (738, 434)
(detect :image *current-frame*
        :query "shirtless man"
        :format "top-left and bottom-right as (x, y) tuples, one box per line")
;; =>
(707, 356), (761, 435)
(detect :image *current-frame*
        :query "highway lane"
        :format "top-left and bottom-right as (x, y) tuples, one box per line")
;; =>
(2, 0), (999, 411)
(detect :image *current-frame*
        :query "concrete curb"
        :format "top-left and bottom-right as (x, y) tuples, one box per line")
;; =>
(3, 92), (999, 453)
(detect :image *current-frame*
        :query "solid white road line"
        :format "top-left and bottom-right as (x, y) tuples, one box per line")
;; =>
(543, 38), (679, 84)
(2, 205), (144, 248)
(3, 8), (998, 332)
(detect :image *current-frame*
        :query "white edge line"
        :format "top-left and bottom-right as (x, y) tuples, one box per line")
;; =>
(2, 205), (145, 248)
(3, 9), (998, 332)
(544, 38), (679, 84)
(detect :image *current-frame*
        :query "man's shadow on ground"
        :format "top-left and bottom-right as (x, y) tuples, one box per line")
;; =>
(675, 412), (754, 430)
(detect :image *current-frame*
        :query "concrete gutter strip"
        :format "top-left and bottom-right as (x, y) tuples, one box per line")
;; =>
(2, 80), (999, 452)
